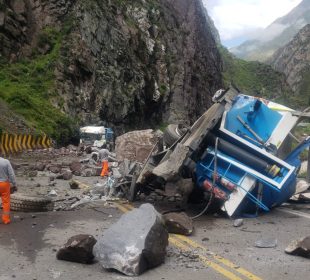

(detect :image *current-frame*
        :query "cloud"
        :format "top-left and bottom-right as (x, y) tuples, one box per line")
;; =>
(256, 23), (289, 42)
(203, 0), (303, 42)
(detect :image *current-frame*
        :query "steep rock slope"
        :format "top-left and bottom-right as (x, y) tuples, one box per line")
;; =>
(231, 0), (310, 62)
(0, 0), (78, 143)
(270, 24), (310, 107)
(56, 0), (222, 129)
(0, 0), (222, 137)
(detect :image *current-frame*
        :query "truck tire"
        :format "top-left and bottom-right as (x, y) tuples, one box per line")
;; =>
(163, 124), (186, 147)
(10, 193), (54, 212)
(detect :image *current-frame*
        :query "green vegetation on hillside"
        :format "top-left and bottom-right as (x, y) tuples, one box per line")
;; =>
(0, 24), (78, 144)
(220, 46), (292, 103)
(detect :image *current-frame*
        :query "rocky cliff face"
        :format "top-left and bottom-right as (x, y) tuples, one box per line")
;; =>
(270, 24), (310, 107)
(0, 0), (222, 134)
(0, 0), (74, 59)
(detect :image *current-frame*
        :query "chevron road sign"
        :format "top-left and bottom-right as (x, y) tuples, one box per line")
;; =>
(0, 133), (53, 156)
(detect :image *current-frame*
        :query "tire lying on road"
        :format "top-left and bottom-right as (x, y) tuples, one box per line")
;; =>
(163, 124), (187, 147)
(10, 193), (54, 212)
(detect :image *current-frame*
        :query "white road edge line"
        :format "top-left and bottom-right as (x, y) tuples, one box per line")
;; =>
(276, 208), (310, 219)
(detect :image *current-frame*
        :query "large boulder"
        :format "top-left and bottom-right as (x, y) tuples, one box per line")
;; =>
(93, 203), (168, 276)
(115, 129), (163, 163)
(56, 234), (97, 264)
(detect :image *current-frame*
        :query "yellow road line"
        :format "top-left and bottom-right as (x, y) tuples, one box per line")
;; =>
(115, 203), (132, 213)
(168, 236), (189, 251)
(123, 203), (134, 210)
(174, 234), (262, 280)
(198, 254), (244, 280)
(169, 236), (243, 280)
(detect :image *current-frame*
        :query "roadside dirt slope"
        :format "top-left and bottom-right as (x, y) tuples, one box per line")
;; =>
(0, 99), (34, 134)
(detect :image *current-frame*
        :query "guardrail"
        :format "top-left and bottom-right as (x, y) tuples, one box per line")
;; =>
(0, 133), (53, 156)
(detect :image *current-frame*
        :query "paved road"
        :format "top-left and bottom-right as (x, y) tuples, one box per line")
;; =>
(0, 201), (309, 280)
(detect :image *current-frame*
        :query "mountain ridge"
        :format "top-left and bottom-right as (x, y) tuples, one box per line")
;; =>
(270, 24), (310, 107)
(231, 0), (310, 62)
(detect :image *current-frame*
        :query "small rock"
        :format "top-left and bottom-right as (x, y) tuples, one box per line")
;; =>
(48, 190), (58, 197)
(163, 212), (193, 236)
(233, 219), (244, 227)
(56, 234), (97, 264)
(56, 173), (63, 179)
(28, 170), (38, 177)
(49, 165), (62, 174)
(85, 146), (92, 154)
(81, 169), (92, 177)
(70, 161), (82, 176)
(62, 171), (73, 180)
(285, 236), (310, 258)
(49, 176), (55, 182)
(36, 163), (46, 171)
(255, 238), (277, 248)
(69, 181), (79, 190)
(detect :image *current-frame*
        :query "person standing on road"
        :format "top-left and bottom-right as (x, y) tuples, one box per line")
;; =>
(98, 145), (116, 177)
(0, 157), (17, 224)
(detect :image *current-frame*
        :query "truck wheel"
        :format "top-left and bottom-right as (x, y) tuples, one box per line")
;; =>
(10, 193), (54, 212)
(163, 124), (186, 147)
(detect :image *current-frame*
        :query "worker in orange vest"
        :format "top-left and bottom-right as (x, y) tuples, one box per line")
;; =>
(98, 145), (115, 177)
(0, 157), (17, 224)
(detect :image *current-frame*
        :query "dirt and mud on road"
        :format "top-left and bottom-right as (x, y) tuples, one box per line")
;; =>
(0, 144), (309, 280)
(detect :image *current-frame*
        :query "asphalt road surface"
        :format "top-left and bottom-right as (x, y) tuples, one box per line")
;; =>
(0, 200), (309, 280)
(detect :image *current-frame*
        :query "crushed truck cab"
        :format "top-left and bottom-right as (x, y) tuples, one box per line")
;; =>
(195, 93), (309, 217)
(133, 87), (310, 217)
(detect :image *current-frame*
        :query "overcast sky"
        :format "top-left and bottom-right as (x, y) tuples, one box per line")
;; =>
(203, 0), (303, 47)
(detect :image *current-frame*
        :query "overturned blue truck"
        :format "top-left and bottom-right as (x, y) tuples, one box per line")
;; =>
(132, 87), (310, 217)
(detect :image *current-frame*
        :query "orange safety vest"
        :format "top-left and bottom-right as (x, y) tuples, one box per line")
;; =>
(0, 181), (10, 224)
(100, 160), (109, 177)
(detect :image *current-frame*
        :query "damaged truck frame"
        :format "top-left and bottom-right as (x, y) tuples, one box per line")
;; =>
(131, 87), (310, 217)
